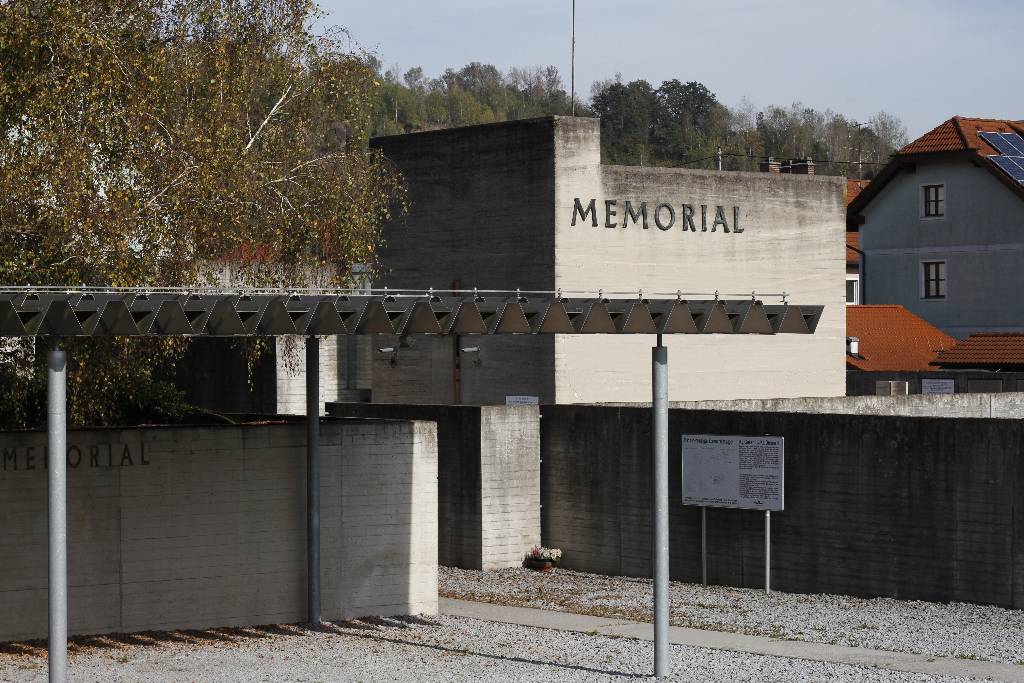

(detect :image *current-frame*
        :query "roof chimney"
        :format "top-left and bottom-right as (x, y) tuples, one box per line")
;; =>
(790, 157), (816, 175)
(759, 157), (781, 174)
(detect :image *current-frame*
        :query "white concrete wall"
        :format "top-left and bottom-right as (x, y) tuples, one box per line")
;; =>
(0, 420), (437, 642)
(274, 336), (342, 415)
(861, 159), (1024, 336)
(479, 405), (541, 569)
(553, 117), (847, 402)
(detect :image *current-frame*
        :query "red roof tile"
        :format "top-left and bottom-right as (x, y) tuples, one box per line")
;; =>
(898, 116), (1024, 156)
(846, 305), (956, 371)
(846, 179), (870, 206)
(846, 231), (860, 265)
(932, 334), (1024, 367)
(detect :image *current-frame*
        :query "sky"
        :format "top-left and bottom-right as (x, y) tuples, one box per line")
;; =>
(320, 0), (1022, 138)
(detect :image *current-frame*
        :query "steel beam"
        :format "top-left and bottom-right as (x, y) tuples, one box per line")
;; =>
(47, 340), (67, 683)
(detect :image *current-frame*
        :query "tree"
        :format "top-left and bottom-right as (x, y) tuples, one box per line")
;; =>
(591, 78), (657, 165)
(0, 0), (407, 425)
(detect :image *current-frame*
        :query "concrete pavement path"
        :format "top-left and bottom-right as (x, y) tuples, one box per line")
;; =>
(441, 597), (1024, 682)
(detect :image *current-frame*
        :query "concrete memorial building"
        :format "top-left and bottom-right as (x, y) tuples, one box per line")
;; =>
(367, 117), (846, 404)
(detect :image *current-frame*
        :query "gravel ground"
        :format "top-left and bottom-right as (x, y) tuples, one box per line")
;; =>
(439, 567), (1024, 665)
(0, 615), (983, 682)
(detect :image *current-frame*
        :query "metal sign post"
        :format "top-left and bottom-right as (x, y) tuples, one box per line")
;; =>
(651, 335), (669, 678)
(681, 434), (784, 599)
(46, 340), (67, 683)
(701, 506), (707, 587)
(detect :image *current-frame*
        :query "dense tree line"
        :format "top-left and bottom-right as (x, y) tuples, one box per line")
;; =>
(369, 62), (907, 179)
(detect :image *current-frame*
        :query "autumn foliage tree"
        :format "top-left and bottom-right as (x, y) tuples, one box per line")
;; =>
(0, 0), (406, 426)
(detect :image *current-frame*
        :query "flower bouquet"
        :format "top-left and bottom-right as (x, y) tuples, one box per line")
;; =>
(524, 546), (562, 572)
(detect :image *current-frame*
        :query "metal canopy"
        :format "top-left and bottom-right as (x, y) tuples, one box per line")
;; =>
(18, 283), (824, 682)
(0, 288), (823, 337)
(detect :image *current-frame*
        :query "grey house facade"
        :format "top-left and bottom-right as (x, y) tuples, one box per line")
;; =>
(368, 116), (846, 405)
(850, 116), (1024, 338)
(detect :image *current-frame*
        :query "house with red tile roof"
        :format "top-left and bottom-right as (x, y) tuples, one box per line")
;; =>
(844, 178), (869, 304)
(933, 334), (1024, 370)
(847, 116), (1024, 338)
(846, 304), (955, 372)
(845, 305), (1024, 395)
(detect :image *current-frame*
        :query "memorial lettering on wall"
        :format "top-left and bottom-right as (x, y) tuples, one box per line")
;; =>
(0, 441), (149, 472)
(681, 434), (783, 511)
(571, 198), (744, 233)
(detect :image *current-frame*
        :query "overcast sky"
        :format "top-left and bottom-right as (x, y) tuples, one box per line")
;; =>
(323, 0), (1022, 138)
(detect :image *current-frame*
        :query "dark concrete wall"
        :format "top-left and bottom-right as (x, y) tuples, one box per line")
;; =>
(177, 339), (277, 414)
(369, 118), (558, 405)
(541, 405), (1024, 607)
(848, 370), (1024, 396)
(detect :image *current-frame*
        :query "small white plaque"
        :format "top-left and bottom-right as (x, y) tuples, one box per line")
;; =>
(921, 379), (955, 394)
(505, 395), (539, 405)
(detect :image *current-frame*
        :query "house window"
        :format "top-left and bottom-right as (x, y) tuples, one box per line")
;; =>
(845, 278), (859, 304)
(922, 184), (945, 218)
(922, 261), (946, 299)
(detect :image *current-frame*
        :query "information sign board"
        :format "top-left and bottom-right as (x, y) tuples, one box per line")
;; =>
(505, 395), (539, 406)
(682, 434), (784, 511)
(921, 379), (955, 394)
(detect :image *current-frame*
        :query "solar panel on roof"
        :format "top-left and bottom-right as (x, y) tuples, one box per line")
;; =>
(991, 155), (1024, 184)
(979, 131), (1024, 156)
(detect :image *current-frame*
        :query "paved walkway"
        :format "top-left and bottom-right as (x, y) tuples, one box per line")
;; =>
(441, 597), (1024, 682)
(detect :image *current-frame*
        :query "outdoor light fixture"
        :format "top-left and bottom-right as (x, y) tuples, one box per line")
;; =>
(459, 346), (481, 353)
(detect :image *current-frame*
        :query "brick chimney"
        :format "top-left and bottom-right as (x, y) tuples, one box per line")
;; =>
(758, 157), (781, 174)
(790, 157), (816, 175)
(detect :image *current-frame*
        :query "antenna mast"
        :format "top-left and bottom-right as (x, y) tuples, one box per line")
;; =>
(571, 0), (576, 115)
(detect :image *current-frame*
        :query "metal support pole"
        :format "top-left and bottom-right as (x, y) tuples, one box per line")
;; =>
(47, 340), (67, 683)
(701, 506), (707, 587)
(306, 336), (321, 625)
(765, 510), (771, 595)
(652, 335), (669, 678)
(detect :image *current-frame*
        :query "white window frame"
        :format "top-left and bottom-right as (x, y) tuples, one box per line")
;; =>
(919, 259), (947, 300)
(919, 182), (946, 220)
(845, 275), (860, 305)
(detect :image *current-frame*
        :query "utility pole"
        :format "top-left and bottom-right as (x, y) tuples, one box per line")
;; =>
(570, 0), (576, 116)
(717, 146), (723, 171)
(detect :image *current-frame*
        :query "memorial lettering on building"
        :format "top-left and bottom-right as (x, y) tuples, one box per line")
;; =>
(572, 198), (744, 233)
(1, 441), (149, 471)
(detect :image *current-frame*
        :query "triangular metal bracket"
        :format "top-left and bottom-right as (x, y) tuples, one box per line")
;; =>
(576, 301), (617, 334)
(491, 302), (531, 334)
(653, 301), (699, 334)
(203, 299), (246, 335)
(400, 301), (444, 334)
(730, 302), (774, 334)
(766, 305), (810, 334)
(152, 301), (195, 335)
(305, 301), (348, 335)
(617, 302), (658, 334)
(257, 299), (298, 335)
(531, 301), (575, 334)
(96, 300), (141, 335)
(0, 300), (27, 336)
(695, 302), (734, 334)
(41, 301), (85, 336)
(447, 302), (488, 334)
(355, 299), (397, 334)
